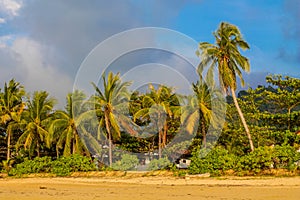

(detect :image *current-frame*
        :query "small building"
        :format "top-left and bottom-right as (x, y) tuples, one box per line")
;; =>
(176, 158), (191, 169)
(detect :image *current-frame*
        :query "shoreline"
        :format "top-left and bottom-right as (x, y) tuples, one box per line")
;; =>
(1, 175), (300, 186)
(1, 176), (299, 200)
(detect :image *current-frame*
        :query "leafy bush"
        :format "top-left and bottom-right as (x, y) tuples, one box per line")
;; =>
(188, 146), (237, 176)
(235, 146), (273, 173)
(270, 130), (299, 146)
(189, 144), (300, 176)
(1, 159), (16, 174)
(111, 154), (139, 171)
(273, 145), (300, 170)
(147, 157), (171, 171)
(50, 160), (71, 176)
(51, 154), (96, 176)
(9, 154), (96, 177)
(9, 156), (52, 176)
(235, 145), (300, 173)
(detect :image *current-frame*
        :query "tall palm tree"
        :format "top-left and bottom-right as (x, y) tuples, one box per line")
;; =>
(16, 91), (56, 157)
(181, 75), (224, 148)
(89, 72), (137, 167)
(0, 79), (25, 160)
(197, 22), (254, 151)
(49, 90), (89, 157)
(134, 84), (178, 158)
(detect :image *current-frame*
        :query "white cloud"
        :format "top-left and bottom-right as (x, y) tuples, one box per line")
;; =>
(0, 0), (22, 17)
(0, 1), (205, 108)
(0, 35), (12, 47)
(14, 1), (200, 77)
(0, 17), (5, 23)
(0, 37), (73, 108)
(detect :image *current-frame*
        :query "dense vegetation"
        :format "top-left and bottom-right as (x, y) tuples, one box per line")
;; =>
(1, 22), (300, 176)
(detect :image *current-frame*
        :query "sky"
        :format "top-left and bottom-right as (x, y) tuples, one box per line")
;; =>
(0, 0), (299, 107)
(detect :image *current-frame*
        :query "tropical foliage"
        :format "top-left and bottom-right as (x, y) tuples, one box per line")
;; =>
(88, 72), (137, 166)
(49, 90), (89, 157)
(133, 84), (180, 158)
(0, 22), (299, 176)
(16, 91), (55, 158)
(197, 22), (254, 151)
(0, 79), (25, 160)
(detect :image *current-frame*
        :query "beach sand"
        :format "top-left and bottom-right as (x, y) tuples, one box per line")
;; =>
(0, 175), (299, 200)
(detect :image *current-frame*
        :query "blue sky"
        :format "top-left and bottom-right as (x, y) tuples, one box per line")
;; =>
(0, 0), (299, 106)
(172, 0), (299, 75)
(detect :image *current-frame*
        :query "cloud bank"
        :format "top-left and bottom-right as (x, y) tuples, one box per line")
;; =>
(0, 0), (298, 107)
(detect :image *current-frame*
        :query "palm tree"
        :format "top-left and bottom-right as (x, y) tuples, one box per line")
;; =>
(0, 79), (25, 160)
(49, 90), (89, 157)
(181, 75), (224, 148)
(16, 91), (56, 157)
(89, 72), (137, 167)
(196, 22), (254, 151)
(134, 84), (178, 158)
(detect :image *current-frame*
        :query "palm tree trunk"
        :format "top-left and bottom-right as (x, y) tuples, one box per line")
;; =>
(158, 113), (163, 159)
(72, 129), (77, 155)
(163, 122), (167, 147)
(201, 120), (206, 148)
(158, 130), (162, 159)
(6, 130), (11, 161)
(72, 140), (75, 155)
(104, 111), (113, 167)
(230, 87), (254, 152)
(108, 132), (112, 167)
(37, 141), (40, 157)
(56, 147), (59, 158)
(288, 108), (291, 131)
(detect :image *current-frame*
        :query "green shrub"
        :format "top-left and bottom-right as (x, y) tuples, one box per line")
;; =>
(51, 154), (96, 176)
(273, 145), (300, 170)
(270, 130), (298, 146)
(111, 154), (139, 171)
(1, 159), (15, 174)
(236, 145), (300, 173)
(147, 157), (171, 171)
(50, 159), (71, 176)
(236, 146), (273, 173)
(188, 146), (237, 176)
(9, 156), (52, 176)
(8, 154), (96, 177)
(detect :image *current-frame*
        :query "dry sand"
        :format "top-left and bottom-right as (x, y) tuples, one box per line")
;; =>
(0, 175), (299, 200)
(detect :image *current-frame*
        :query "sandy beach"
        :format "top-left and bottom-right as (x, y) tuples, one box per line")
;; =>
(0, 175), (299, 200)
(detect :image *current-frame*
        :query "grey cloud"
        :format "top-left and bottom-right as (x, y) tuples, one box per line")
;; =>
(1, 0), (204, 107)
(237, 71), (270, 91)
(108, 49), (199, 94)
(278, 0), (300, 62)
(0, 37), (73, 108)
(134, 0), (202, 25)
(12, 0), (200, 78)
(0, 44), (25, 81)
(14, 0), (143, 76)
